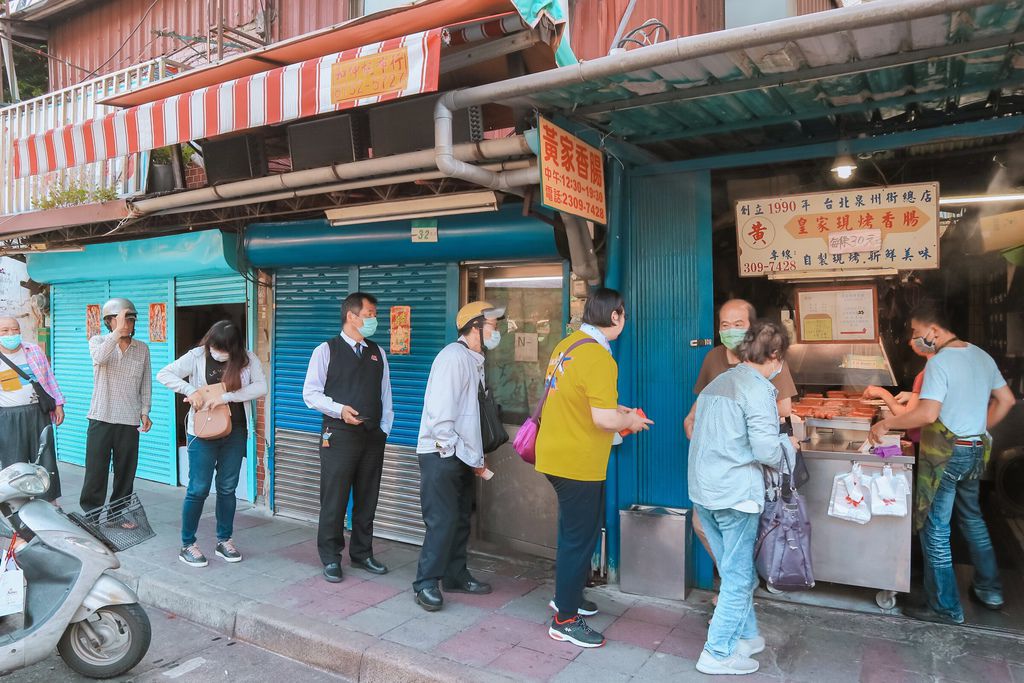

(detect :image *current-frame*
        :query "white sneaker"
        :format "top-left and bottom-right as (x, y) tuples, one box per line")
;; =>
(736, 636), (765, 657)
(696, 650), (759, 675)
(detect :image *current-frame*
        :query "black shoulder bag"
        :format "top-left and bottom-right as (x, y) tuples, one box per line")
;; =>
(456, 341), (509, 454)
(0, 351), (58, 416)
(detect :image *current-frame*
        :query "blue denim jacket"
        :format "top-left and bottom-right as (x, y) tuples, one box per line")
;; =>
(688, 364), (796, 512)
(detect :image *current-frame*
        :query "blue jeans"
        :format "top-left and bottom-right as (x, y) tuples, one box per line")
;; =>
(181, 429), (246, 547)
(695, 504), (760, 659)
(920, 443), (1002, 622)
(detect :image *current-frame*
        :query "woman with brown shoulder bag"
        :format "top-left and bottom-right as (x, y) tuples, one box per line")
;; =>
(157, 320), (266, 568)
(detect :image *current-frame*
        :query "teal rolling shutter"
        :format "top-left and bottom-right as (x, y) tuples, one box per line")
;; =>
(52, 281), (110, 468)
(51, 279), (177, 486)
(272, 264), (451, 544)
(175, 274), (247, 306)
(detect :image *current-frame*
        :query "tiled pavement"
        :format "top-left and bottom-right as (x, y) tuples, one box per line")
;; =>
(52, 466), (1024, 682)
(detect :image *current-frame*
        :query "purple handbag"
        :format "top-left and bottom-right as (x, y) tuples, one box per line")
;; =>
(512, 337), (597, 464)
(754, 452), (815, 591)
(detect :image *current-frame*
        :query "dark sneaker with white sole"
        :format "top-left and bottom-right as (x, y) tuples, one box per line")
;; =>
(548, 615), (605, 648)
(179, 544), (208, 568)
(216, 539), (242, 563)
(548, 598), (599, 617)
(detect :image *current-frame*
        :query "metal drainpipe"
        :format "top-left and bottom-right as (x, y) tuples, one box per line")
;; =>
(433, 94), (539, 193)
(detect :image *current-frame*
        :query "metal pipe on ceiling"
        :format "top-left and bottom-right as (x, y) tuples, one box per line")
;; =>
(446, 0), (995, 110)
(148, 159), (537, 217)
(130, 135), (534, 215)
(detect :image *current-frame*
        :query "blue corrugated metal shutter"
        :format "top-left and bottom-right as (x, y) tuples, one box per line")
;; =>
(357, 264), (451, 446)
(52, 281), (110, 467)
(272, 264), (452, 544)
(51, 279), (177, 485)
(613, 169), (714, 586)
(174, 274), (247, 306)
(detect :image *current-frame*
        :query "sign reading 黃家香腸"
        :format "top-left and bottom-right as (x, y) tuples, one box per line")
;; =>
(538, 117), (606, 224)
(735, 182), (939, 277)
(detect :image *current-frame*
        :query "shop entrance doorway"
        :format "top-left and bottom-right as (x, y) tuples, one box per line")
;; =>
(462, 262), (572, 559)
(173, 304), (247, 493)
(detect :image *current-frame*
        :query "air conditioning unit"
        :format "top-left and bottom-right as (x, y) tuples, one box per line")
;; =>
(368, 95), (483, 157)
(288, 114), (367, 171)
(203, 134), (268, 185)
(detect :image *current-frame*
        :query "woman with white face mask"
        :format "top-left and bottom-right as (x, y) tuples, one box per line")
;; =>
(157, 320), (267, 569)
(0, 315), (66, 501)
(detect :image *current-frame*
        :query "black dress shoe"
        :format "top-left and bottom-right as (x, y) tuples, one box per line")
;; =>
(322, 562), (343, 583)
(415, 586), (444, 612)
(351, 557), (388, 575)
(902, 604), (963, 626)
(442, 577), (493, 595)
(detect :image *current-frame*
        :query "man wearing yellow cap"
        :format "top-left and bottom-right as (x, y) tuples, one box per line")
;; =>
(413, 300), (505, 612)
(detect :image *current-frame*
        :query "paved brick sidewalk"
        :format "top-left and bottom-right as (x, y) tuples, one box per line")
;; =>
(53, 466), (1024, 683)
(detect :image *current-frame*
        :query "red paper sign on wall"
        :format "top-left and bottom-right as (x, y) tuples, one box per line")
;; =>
(390, 305), (411, 355)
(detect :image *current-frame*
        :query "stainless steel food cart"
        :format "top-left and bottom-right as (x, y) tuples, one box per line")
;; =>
(801, 415), (914, 609)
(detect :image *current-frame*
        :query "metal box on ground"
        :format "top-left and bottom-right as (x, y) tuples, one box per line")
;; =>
(619, 505), (691, 600)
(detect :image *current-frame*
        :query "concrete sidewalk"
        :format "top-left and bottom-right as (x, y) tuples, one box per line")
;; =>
(54, 466), (1024, 683)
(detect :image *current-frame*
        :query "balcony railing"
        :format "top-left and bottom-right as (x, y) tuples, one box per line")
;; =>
(0, 58), (176, 216)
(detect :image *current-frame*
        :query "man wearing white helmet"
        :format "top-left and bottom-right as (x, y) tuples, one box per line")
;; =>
(81, 298), (152, 513)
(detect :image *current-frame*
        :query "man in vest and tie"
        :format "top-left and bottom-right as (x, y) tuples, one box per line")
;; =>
(303, 292), (394, 583)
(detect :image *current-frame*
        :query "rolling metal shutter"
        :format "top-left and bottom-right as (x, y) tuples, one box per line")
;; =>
(174, 273), (247, 306)
(272, 264), (452, 545)
(52, 278), (177, 485)
(52, 281), (109, 468)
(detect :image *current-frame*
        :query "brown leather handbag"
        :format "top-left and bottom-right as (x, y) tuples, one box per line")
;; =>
(193, 382), (232, 440)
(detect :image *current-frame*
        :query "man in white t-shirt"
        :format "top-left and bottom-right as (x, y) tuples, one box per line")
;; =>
(870, 302), (1015, 625)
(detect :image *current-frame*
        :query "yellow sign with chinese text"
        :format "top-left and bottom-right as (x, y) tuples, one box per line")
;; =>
(330, 47), (410, 104)
(538, 117), (607, 224)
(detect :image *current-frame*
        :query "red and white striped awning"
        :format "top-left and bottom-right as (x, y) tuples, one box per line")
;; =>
(13, 29), (443, 179)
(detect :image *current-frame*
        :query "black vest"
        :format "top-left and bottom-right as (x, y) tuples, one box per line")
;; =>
(322, 336), (384, 432)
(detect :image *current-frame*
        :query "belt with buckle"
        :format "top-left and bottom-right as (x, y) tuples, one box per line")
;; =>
(954, 439), (982, 446)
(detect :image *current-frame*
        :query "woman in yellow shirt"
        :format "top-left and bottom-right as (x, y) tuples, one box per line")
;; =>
(535, 288), (652, 649)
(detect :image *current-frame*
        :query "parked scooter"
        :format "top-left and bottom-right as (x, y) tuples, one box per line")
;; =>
(0, 427), (151, 678)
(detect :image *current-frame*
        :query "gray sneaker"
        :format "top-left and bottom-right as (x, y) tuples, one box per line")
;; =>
(179, 544), (208, 568)
(216, 539), (242, 563)
(548, 615), (605, 648)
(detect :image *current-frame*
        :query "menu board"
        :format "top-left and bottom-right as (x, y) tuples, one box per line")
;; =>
(796, 285), (878, 343)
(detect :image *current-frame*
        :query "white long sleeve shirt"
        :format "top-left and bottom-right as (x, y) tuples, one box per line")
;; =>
(302, 332), (394, 435)
(156, 347), (267, 436)
(416, 339), (485, 468)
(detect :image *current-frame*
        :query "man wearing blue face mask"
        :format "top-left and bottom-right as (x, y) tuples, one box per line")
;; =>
(684, 299), (796, 582)
(303, 292), (394, 583)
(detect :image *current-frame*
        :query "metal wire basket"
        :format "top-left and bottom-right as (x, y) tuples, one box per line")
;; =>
(68, 493), (155, 552)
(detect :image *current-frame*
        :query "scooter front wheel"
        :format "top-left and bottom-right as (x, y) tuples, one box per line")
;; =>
(57, 603), (152, 679)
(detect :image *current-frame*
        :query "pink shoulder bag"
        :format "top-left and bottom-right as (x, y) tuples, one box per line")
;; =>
(513, 338), (597, 464)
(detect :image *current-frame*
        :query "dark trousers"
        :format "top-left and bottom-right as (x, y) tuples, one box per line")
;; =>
(414, 452), (475, 592)
(81, 419), (140, 512)
(547, 474), (604, 621)
(317, 427), (386, 565)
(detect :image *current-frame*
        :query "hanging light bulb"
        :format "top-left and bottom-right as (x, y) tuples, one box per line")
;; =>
(831, 153), (857, 181)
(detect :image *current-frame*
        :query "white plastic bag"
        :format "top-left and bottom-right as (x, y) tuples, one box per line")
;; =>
(0, 549), (24, 618)
(828, 463), (872, 525)
(870, 465), (910, 517)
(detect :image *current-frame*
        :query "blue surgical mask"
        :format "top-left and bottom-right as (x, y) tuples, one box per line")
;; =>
(768, 360), (784, 381)
(0, 334), (21, 350)
(719, 328), (748, 351)
(358, 317), (378, 337)
(484, 329), (501, 351)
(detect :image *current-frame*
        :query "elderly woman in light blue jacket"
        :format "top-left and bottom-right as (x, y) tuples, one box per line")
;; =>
(157, 320), (266, 569)
(688, 320), (796, 677)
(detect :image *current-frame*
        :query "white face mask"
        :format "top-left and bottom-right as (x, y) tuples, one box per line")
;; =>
(209, 349), (230, 362)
